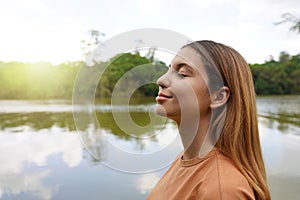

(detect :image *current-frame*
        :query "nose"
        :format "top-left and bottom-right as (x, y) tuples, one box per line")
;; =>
(157, 71), (171, 89)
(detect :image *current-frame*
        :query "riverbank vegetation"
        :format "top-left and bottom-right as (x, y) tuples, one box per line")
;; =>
(0, 51), (299, 99)
(250, 51), (300, 95)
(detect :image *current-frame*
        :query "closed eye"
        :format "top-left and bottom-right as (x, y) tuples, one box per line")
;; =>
(178, 68), (189, 77)
(170, 63), (193, 78)
(178, 72), (188, 77)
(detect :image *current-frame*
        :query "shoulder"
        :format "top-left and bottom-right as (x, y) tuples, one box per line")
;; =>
(212, 150), (256, 200)
(189, 149), (255, 200)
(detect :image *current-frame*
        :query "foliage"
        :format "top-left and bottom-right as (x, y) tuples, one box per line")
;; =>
(0, 50), (299, 100)
(81, 30), (105, 57)
(98, 52), (167, 97)
(250, 52), (300, 95)
(0, 61), (81, 99)
(0, 52), (167, 99)
(276, 13), (300, 33)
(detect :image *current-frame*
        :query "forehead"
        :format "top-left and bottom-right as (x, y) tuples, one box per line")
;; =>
(171, 46), (204, 69)
(172, 46), (209, 83)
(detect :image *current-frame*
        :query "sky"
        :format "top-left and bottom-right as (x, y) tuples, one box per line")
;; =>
(0, 0), (300, 64)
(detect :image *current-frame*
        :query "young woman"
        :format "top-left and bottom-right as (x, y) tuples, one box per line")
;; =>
(147, 40), (271, 200)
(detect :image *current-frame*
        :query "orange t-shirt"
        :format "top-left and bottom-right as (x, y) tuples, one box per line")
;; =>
(147, 148), (255, 200)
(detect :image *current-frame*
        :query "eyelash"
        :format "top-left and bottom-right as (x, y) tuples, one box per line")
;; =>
(177, 72), (187, 77)
(169, 66), (188, 78)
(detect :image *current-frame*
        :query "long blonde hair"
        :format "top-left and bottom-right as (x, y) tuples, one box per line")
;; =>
(185, 40), (271, 200)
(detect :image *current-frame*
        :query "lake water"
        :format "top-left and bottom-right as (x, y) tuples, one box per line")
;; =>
(0, 96), (299, 200)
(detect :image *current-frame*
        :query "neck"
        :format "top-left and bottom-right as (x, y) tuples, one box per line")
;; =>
(178, 114), (212, 160)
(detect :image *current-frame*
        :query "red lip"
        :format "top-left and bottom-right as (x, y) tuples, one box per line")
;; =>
(158, 92), (172, 98)
(156, 92), (172, 103)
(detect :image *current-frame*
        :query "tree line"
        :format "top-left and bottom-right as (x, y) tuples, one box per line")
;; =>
(250, 51), (300, 95)
(0, 51), (299, 100)
(0, 52), (167, 100)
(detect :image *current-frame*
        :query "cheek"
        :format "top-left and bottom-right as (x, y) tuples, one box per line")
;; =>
(173, 83), (201, 110)
(196, 87), (211, 114)
(174, 81), (211, 114)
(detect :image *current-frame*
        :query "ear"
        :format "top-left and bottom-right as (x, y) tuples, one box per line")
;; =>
(210, 86), (230, 109)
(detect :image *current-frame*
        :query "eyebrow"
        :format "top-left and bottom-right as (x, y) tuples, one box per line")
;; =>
(170, 63), (194, 73)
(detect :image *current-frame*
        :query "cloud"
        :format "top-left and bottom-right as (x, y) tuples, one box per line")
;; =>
(0, 0), (299, 63)
(0, 170), (57, 200)
(0, 131), (83, 198)
(0, 131), (82, 175)
(0, 131), (82, 173)
(135, 172), (160, 194)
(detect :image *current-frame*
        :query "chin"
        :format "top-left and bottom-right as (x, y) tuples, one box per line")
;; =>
(155, 104), (167, 117)
(155, 104), (181, 123)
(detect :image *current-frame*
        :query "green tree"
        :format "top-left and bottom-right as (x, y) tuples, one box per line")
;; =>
(97, 52), (167, 97)
(81, 30), (105, 57)
(250, 51), (300, 95)
(279, 51), (290, 63)
(276, 13), (300, 33)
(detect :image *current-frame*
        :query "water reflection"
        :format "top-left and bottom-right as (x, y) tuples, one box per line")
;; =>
(0, 96), (299, 199)
(135, 173), (161, 195)
(259, 119), (300, 199)
(256, 96), (300, 199)
(258, 113), (300, 134)
(1, 170), (56, 200)
(257, 95), (300, 136)
(0, 131), (82, 199)
(259, 118), (300, 175)
(0, 112), (76, 132)
(0, 110), (177, 155)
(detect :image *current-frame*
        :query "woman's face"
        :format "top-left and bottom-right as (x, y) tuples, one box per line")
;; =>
(155, 46), (212, 124)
